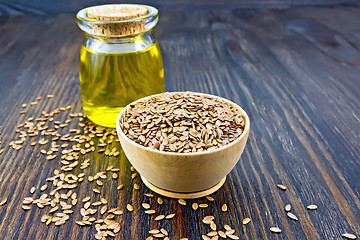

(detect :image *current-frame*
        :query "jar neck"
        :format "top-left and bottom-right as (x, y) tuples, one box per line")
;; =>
(83, 30), (156, 54)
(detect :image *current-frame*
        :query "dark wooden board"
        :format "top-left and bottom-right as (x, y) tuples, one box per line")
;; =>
(0, 0), (359, 16)
(0, 5), (359, 240)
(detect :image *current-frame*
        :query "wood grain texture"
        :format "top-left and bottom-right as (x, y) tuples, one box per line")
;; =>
(0, 0), (359, 16)
(0, 5), (359, 240)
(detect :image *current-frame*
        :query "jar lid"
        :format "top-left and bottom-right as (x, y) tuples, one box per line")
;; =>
(77, 4), (158, 38)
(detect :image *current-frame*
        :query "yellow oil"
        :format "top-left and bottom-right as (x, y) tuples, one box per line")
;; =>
(79, 41), (165, 128)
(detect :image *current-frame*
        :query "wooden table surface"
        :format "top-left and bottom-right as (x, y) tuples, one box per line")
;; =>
(0, 5), (359, 240)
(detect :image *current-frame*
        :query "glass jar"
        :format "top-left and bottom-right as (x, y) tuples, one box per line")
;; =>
(77, 4), (165, 128)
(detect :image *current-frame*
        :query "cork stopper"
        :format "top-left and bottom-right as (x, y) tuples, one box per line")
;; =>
(86, 4), (149, 38)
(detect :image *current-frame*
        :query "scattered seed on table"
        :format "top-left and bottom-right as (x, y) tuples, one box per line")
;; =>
(307, 204), (318, 210)
(287, 212), (298, 221)
(206, 196), (214, 201)
(84, 202), (90, 209)
(221, 204), (227, 212)
(210, 222), (217, 231)
(153, 233), (165, 238)
(92, 201), (102, 207)
(117, 184), (124, 190)
(242, 218), (251, 225)
(165, 213), (175, 219)
(203, 216), (214, 224)
(40, 185), (47, 191)
(178, 199), (186, 205)
(199, 203), (208, 208)
(207, 231), (217, 237)
(160, 228), (168, 236)
(285, 204), (291, 212)
(82, 197), (90, 202)
(227, 235), (239, 240)
(149, 229), (160, 234)
(192, 203), (198, 210)
(22, 205), (31, 210)
(113, 210), (123, 215)
(225, 230), (235, 235)
(127, 204), (133, 212)
(142, 203), (150, 209)
(49, 206), (58, 213)
(23, 199), (33, 205)
(134, 184), (140, 190)
(0, 198), (7, 206)
(342, 233), (357, 239)
(218, 231), (226, 238)
(157, 198), (163, 204)
(224, 225), (232, 231)
(202, 235), (211, 240)
(100, 206), (107, 214)
(270, 227), (282, 233)
(277, 184), (287, 190)
(145, 210), (156, 215)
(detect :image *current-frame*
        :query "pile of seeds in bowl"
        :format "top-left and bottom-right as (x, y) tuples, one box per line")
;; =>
(120, 92), (245, 153)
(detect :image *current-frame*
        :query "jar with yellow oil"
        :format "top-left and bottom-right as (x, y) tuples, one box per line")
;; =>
(76, 4), (165, 127)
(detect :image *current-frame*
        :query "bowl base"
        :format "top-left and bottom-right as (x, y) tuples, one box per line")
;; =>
(140, 176), (226, 199)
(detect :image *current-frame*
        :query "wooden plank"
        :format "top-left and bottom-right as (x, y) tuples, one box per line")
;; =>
(0, 6), (359, 239)
(0, 0), (358, 16)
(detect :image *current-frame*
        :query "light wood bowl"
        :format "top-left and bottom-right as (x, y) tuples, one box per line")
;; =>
(116, 92), (250, 199)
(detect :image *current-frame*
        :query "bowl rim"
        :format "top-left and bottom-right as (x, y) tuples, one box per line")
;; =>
(116, 91), (250, 156)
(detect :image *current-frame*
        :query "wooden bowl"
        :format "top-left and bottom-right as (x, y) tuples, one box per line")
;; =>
(116, 92), (250, 199)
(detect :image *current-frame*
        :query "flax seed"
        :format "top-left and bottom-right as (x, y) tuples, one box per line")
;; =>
(22, 205), (31, 210)
(127, 204), (133, 212)
(218, 231), (226, 238)
(165, 213), (175, 219)
(145, 210), (156, 215)
(342, 233), (357, 239)
(285, 204), (291, 212)
(0, 198), (7, 206)
(142, 203), (150, 209)
(242, 218), (251, 225)
(227, 235), (239, 240)
(307, 204), (318, 210)
(40, 185), (48, 191)
(270, 227), (282, 233)
(155, 215), (165, 221)
(287, 212), (298, 221)
(206, 196), (214, 201)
